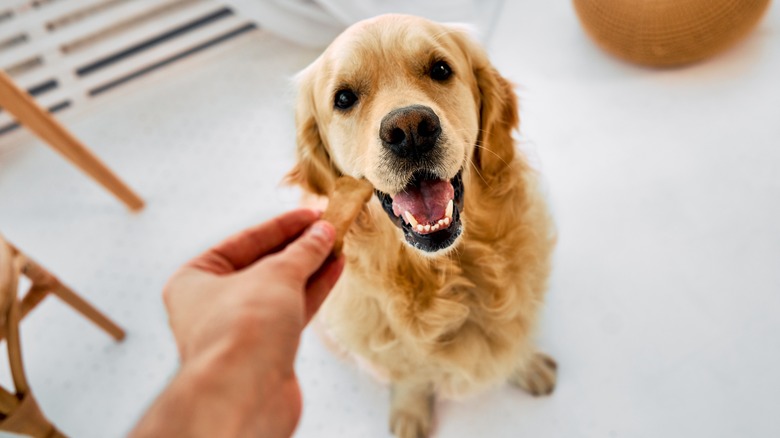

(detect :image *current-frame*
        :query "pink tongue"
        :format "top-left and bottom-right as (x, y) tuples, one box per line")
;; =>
(391, 179), (454, 224)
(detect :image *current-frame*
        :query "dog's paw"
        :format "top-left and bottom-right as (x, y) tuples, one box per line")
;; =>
(390, 410), (431, 438)
(390, 381), (433, 438)
(509, 352), (557, 396)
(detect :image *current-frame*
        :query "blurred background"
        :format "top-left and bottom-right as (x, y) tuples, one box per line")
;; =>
(0, 0), (778, 437)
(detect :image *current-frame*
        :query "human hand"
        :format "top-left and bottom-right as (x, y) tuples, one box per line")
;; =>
(158, 209), (344, 437)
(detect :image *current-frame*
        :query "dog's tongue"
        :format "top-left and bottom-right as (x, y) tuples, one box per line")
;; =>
(391, 179), (454, 224)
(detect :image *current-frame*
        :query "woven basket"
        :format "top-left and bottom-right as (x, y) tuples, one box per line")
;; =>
(573, 0), (772, 67)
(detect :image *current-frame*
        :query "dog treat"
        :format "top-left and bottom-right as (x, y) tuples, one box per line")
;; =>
(322, 176), (373, 255)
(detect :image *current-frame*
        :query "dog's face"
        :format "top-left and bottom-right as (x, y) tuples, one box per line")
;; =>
(291, 14), (518, 254)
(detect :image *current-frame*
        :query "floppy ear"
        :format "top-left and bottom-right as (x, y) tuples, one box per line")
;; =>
(476, 63), (519, 176)
(451, 29), (520, 178)
(286, 68), (339, 195)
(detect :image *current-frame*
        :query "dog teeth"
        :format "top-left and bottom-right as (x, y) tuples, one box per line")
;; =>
(408, 204), (455, 235)
(404, 211), (418, 228)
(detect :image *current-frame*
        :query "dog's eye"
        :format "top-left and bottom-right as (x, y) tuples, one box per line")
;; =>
(334, 89), (358, 110)
(430, 61), (452, 81)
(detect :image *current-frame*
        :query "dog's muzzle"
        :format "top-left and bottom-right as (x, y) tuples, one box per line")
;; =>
(375, 170), (464, 253)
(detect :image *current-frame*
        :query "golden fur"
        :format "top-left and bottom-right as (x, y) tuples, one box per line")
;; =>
(288, 14), (556, 437)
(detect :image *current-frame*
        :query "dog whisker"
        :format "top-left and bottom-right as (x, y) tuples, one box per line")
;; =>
(473, 144), (512, 170)
(467, 155), (492, 190)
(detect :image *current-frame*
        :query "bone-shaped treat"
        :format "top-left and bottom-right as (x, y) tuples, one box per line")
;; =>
(322, 176), (374, 255)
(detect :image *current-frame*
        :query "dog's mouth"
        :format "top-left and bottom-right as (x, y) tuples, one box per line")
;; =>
(375, 170), (464, 253)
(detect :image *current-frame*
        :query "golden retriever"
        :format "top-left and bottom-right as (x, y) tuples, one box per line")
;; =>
(288, 14), (557, 437)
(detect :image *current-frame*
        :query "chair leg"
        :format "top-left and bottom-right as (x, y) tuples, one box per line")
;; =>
(0, 285), (50, 343)
(0, 70), (144, 211)
(50, 284), (125, 341)
(0, 392), (63, 438)
(19, 255), (125, 341)
(47, 426), (68, 438)
(21, 284), (50, 318)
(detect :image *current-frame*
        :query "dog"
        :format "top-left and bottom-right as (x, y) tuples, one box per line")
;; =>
(288, 14), (557, 438)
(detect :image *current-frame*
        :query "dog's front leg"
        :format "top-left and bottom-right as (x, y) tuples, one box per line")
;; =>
(389, 379), (434, 438)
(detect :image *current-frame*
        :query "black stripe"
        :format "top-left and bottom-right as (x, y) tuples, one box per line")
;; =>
(48, 100), (72, 113)
(0, 99), (71, 136)
(76, 7), (234, 77)
(0, 10), (13, 25)
(89, 23), (257, 96)
(32, 0), (63, 8)
(0, 33), (28, 51)
(28, 79), (59, 96)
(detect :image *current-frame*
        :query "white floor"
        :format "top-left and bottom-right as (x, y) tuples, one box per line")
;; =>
(1, 2), (779, 437)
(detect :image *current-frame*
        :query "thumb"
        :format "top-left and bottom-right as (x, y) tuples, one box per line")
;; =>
(273, 220), (336, 278)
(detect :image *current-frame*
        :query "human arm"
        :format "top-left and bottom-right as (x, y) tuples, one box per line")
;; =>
(130, 209), (344, 438)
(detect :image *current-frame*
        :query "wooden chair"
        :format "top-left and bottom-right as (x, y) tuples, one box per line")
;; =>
(0, 69), (144, 211)
(0, 235), (125, 437)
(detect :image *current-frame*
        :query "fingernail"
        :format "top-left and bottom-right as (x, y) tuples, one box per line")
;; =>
(310, 221), (334, 243)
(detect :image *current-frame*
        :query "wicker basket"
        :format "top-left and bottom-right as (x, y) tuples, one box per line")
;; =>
(573, 0), (772, 67)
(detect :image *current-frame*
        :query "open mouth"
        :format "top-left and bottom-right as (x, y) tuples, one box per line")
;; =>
(375, 170), (464, 253)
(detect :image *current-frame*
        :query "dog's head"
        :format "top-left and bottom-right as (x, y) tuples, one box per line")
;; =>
(289, 14), (519, 254)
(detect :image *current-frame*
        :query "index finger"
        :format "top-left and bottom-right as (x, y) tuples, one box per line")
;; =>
(186, 209), (320, 274)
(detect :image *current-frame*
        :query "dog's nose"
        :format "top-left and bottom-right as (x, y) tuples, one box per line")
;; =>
(379, 105), (441, 159)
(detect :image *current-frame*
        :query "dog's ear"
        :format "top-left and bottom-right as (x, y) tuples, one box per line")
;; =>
(286, 67), (339, 195)
(476, 64), (519, 176)
(450, 27), (520, 179)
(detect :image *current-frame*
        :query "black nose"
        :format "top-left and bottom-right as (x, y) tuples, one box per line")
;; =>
(379, 105), (441, 159)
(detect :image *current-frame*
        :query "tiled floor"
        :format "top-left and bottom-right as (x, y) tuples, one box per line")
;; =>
(1, 3), (779, 437)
